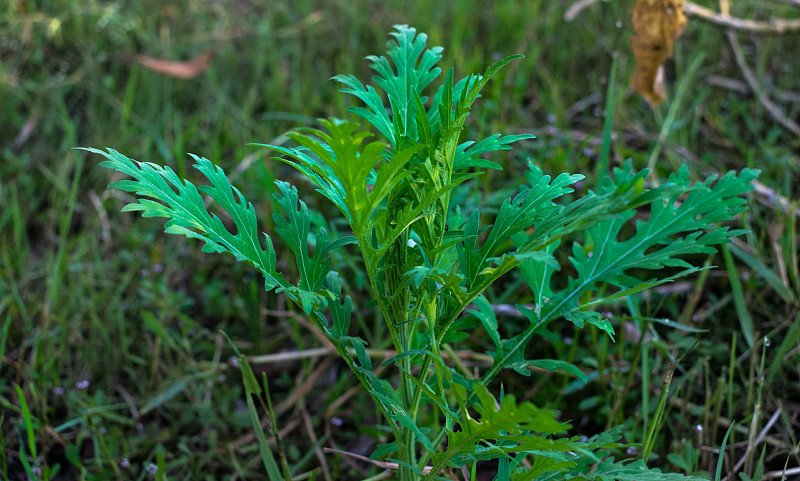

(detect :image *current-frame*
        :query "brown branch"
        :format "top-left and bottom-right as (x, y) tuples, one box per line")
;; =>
(323, 448), (436, 475)
(765, 467), (800, 479)
(725, 29), (800, 138)
(706, 75), (800, 104)
(302, 405), (331, 481)
(752, 180), (800, 218)
(685, 2), (800, 33)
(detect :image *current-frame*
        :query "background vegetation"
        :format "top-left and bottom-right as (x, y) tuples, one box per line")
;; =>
(1, 0), (798, 479)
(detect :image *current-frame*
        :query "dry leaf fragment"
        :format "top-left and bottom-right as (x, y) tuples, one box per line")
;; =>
(134, 50), (215, 79)
(630, 0), (687, 107)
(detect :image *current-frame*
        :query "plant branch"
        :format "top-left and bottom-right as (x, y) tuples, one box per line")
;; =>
(685, 1), (800, 33)
(725, 29), (800, 137)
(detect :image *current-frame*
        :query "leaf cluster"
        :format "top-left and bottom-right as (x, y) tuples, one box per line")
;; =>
(88, 24), (758, 480)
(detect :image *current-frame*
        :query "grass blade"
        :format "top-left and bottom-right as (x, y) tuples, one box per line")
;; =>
(715, 421), (735, 481)
(15, 385), (37, 460)
(244, 361), (283, 481)
(721, 244), (754, 347)
(729, 243), (797, 305)
(596, 53), (618, 177)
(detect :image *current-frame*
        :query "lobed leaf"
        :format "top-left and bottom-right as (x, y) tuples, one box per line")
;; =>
(335, 25), (443, 146)
(457, 172), (582, 289)
(88, 148), (285, 291)
(452, 133), (535, 171)
(334, 75), (395, 143)
(487, 166), (759, 385)
(436, 384), (573, 468)
(367, 25), (443, 142)
(272, 180), (332, 293)
(324, 271), (352, 339)
(586, 457), (708, 481)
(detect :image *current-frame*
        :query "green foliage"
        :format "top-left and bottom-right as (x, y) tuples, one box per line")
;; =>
(89, 24), (757, 480)
(84, 149), (286, 291)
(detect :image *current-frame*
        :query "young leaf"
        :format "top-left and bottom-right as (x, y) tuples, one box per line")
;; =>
(437, 384), (573, 468)
(405, 265), (465, 297)
(272, 181), (333, 293)
(260, 120), (420, 241)
(452, 133), (535, 171)
(466, 295), (502, 353)
(511, 455), (575, 481)
(426, 70), (468, 131)
(334, 75), (395, 143)
(527, 359), (588, 383)
(457, 172), (583, 289)
(258, 141), (351, 219)
(324, 271), (352, 339)
(365, 25), (443, 143)
(513, 233), (560, 314)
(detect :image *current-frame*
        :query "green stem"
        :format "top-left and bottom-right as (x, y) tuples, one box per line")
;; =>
(349, 230), (414, 471)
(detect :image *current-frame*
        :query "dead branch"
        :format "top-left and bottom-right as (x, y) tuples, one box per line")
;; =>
(725, 29), (800, 137)
(685, 2), (800, 33)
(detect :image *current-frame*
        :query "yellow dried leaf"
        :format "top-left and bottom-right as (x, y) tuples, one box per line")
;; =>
(630, 0), (687, 107)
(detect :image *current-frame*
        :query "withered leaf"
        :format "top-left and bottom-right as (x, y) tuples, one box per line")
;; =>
(134, 51), (215, 79)
(630, 0), (687, 107)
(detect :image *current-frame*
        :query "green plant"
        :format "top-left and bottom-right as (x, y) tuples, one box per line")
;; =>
(85, 25), (758, 480)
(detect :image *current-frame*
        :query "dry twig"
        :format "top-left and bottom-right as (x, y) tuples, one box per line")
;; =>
(302, 405), (331, 481)
(720, 407), (783, 481)
(725, 29), (800, 137)
(323, 448), (436, 475)
(685, 2), (800, 33)
(706, 75), (800, 104)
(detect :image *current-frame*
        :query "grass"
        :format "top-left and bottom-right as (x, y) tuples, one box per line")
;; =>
(1, 0), (799, 479)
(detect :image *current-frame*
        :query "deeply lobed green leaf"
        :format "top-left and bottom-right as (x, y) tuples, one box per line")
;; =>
(86, 147), (286, 291)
